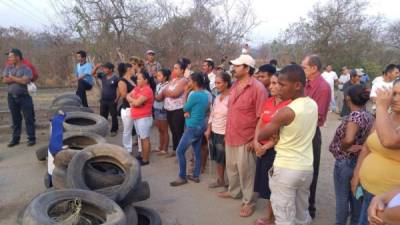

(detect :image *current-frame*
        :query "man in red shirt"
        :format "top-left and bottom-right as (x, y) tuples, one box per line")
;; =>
(301, 54), (331, 218)
(217, 54), (268, 217)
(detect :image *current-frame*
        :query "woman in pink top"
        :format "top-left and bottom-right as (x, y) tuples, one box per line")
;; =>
(162, 59), (189, 157)
(127, 70), (155, 166)
(205, 72), (231, 188)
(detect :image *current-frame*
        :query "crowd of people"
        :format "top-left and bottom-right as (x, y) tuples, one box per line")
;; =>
(3, 47), (400, 225)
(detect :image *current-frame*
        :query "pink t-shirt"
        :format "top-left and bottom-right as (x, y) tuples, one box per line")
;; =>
(208, 94), (229, 135)
(130, 85), (154, 119)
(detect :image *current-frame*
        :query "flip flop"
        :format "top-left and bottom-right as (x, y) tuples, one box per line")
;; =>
(240, 204), (254, 217)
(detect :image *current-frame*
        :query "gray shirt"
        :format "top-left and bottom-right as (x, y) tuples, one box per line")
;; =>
(3, 64), (32, 95)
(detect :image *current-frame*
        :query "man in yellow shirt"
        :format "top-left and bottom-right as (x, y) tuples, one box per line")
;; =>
(258, 64), (318, 225)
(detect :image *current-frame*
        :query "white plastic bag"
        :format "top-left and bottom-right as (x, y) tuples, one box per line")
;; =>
(28, 82), (37, 95)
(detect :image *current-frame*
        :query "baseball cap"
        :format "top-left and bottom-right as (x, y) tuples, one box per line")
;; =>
(5, 48), (23, 59)
(230, 54), (256, 68)
(146, 50), (155, 55)
(102, 62), (115, 70)
(205, 58), (213, 62)
(350, 69), (363, 77)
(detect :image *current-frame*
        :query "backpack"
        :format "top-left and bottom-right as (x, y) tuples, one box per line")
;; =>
(4, 58), (39, 81)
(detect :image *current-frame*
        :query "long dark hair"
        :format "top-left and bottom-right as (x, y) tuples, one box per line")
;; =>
(347, 85), (370, 106)
(158, 68), (171, 81)
(190, 72), (210, 92)
(139, 70), (156, 92)
(117, 63), (132, 78)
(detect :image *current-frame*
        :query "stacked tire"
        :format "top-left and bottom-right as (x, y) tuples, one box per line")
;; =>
(24, 143), (161, 225)
(47, 93), (93, 119)
(24, 93), (162, 224)
(36, 92), (109, 161)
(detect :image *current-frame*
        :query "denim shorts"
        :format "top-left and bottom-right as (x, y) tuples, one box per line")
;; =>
(133, 116), (153, 139)
(209, 132), (225, 165)
(154, 108), (167, 121)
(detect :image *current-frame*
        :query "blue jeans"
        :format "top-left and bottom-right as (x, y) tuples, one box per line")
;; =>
(358, 188), (374, 225)
(176, 125), (205, 179)
(334, 157), (361, 225)
(8, 94), (36, 142)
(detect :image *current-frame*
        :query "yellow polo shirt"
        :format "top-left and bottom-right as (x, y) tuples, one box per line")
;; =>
(274, 97), (318, 171)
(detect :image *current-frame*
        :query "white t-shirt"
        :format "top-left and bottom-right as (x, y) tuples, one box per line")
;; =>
(208, 72), (216, 92)
(338, 74), (350, 90)
(372, 76), (383, 86)
(322, 71), (338, 91)
(370, 77), (393, 98)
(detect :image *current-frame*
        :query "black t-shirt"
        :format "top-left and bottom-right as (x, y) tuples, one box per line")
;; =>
(98, 73), (119, 101)
(119, 76), (136, 109)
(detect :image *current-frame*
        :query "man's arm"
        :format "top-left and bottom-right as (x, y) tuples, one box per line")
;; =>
(257, 107), (295, 142)
(8, 75), (30, 85)
(314, 85), (331, 125)
(91, 64), (101, 78)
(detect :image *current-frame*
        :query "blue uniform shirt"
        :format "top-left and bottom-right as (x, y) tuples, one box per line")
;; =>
(75, 62), (93, 85)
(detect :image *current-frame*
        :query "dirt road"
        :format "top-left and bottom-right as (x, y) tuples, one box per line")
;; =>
(0, 111), (340, 225)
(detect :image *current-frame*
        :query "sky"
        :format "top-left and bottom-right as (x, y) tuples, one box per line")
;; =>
(0, 0), (399, 46)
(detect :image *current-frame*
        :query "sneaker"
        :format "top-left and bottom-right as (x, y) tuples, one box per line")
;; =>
(170, 178), (188, 187)
(7, 141), (19, 147)
(136, 155), (143, 161)
(187, 175), (200, 183)
(110, 131), (117, 137)
(27, 140), (36, 146)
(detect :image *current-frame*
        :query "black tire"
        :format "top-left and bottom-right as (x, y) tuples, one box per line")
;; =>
(135, 206), (162, 225)
(63, 112), (109, 137)
(123, 204), (138, 225)
(52, 167), (68, 189)
(48, 106), (93, 120)
(84, 161), (125, 189)
(22, 189), (126, 225)
(63, 131), (106, 150)
(43, 172), (51, 189)
(52, 93), (82, 106)
(36, 131), (105, 162)
(35, 144), (48, 161)
(67, 143), (141, 203)
(52, 97), (82, 108)
(119, 181), (150, 207)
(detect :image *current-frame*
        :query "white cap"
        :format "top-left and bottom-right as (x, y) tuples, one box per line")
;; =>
(146, 50), (155, 55)
(205, 58), (213, 62)
(230, 54), (255, 68)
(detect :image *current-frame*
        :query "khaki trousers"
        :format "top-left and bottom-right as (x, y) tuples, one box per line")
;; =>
(269, 167), (313, 225)
(226, 144), (257, 205)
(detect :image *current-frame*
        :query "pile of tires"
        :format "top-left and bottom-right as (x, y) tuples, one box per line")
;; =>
(23, 143), (161, 225)
(36, 93), (109, 161)
(47, 93), (94, 119)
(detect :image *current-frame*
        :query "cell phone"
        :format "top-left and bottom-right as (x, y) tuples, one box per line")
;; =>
(355, 186), (364, 200)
